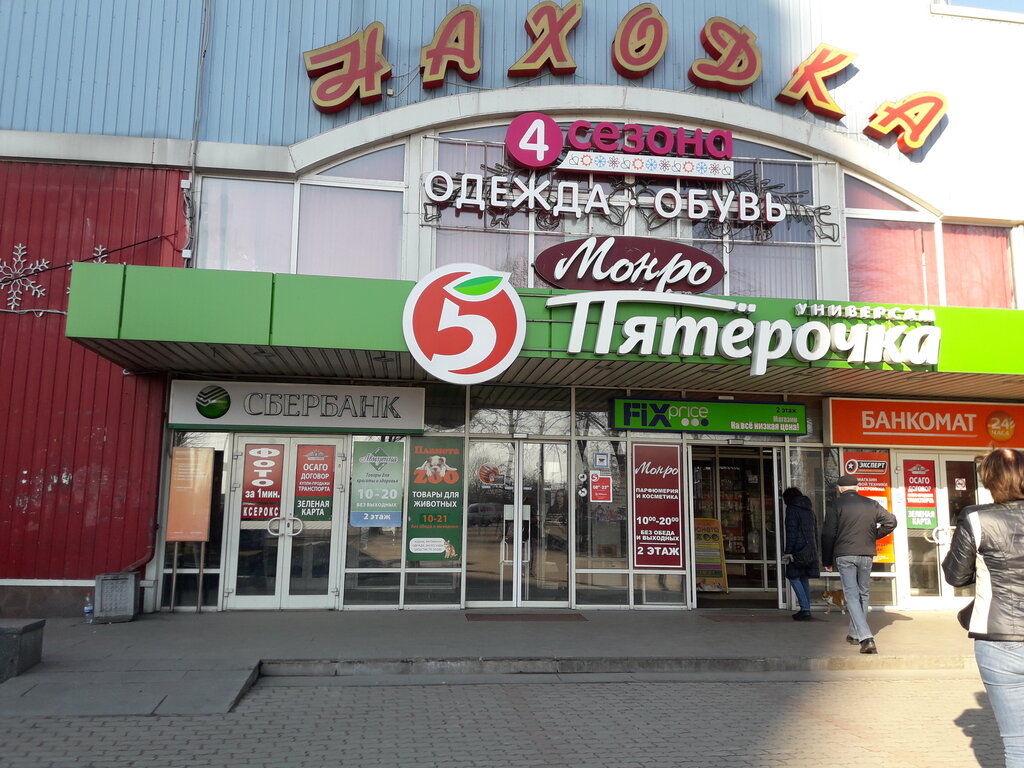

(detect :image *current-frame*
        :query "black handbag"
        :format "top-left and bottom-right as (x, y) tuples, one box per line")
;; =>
(957, 599), (975, 630)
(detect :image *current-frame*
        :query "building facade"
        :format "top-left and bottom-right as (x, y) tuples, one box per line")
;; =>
(1, 0), (1022, 615)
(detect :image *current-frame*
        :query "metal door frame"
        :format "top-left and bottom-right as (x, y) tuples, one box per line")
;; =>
(465, 438), (570, 608)
(892, 450), (987, 608)
(222, 434), (347, 610)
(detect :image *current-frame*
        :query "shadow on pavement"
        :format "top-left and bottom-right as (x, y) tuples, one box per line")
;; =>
(955, 690), (1004, 768)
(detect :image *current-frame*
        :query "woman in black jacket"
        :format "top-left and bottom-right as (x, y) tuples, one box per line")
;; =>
(782, 487), (819, 621)
(942, 447), (1024, 768)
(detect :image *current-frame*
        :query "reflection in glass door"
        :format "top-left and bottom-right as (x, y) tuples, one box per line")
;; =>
(465, 441), (569, 606)
(224, 436), (346, 609)
(691, 446), (782, 606)
(899, 453), (986, 602)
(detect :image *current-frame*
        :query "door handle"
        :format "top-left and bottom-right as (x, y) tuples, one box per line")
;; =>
(267, 517), (284, 537)
(289, 516), (305, 536)
(926, 526), (952, 545)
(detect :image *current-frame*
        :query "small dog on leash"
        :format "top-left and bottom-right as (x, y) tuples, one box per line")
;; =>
(821, 589), (848, 614)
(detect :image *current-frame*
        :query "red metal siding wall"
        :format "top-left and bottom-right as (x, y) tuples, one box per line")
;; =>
(0, 162), (186, 579)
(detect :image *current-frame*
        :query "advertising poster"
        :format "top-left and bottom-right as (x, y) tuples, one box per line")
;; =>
(590, 471), (613, 503)
(841, 450), (895, 563)
(166, 447), (214, 542)
(903, 459), (939, 529)
(694, 518), (728, 592)
(349, 442), (405, 527)
(631, 444), (685, 569)
(406, 437), (463, 562)
(240, 443), (285, 520)
(292, 444), (336, 521)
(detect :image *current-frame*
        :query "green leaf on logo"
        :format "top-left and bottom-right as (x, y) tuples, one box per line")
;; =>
(453, 275), (501, 296)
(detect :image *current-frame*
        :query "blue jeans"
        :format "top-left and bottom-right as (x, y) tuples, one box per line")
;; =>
(976, 640), (1024, 767)
(789, 576), (811, 611)
(835, 554), (873, 641)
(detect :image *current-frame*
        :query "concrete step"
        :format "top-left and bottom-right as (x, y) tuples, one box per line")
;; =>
(258, 653), (978, 678)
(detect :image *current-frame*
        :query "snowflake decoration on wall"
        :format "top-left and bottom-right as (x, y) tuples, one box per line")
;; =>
(1, 244), (49, 310)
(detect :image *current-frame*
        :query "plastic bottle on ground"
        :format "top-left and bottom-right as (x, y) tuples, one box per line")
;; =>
(83, 594), (94, 624)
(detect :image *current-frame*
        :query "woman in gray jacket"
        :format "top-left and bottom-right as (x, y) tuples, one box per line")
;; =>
(942, 447), (1024, 768)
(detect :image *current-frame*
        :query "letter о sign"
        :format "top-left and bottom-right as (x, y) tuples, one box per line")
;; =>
(403, 264), (526, 384)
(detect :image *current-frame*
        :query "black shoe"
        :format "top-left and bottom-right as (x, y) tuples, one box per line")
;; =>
(793, 611), (812, 621)
(846, 635), (859, 645)
(860, 638), (877, 654)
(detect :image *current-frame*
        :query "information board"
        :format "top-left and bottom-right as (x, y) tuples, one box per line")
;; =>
(166, 447), (214, 542)
(694, 517), (728, 592)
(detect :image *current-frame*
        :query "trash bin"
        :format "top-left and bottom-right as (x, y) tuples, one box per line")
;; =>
(94, 572), (140, 623)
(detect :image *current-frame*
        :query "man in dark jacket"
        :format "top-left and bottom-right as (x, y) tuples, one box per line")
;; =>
(821, 475), (898, 654)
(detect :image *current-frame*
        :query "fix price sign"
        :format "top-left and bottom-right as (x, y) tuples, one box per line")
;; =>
(631, 443), (685, 568)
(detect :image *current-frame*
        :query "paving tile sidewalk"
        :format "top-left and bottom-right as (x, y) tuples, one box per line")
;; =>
(0, 608), (978, 716)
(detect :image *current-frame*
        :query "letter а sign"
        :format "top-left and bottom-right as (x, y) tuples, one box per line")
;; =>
(403, 264), (526, 384)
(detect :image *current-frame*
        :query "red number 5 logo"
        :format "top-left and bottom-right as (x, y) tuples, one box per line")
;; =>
(403, 264), (526, 385)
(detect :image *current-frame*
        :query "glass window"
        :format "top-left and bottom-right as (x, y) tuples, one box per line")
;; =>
(297, 186), (402, 278)
(574, 388), (625, 437)
(847, 219), (938, 304)
(197, 178), (293, 272)
(317, 145), (405, 181)
(439, 126), (508, 142)
(345, 437), (405, 569)
(789, 396), (824, 444)
(732, 139), (809, 161)
(574, 439), (628, 569)
(942, 224), (1014, 308)
(576, 572), (629, 605)
(424, 384), (466, 433)
(436, 229), (531, 287)
(728, 243), (816, 299)
(404, 572), (461, 605)
(469, 386), (570, 435)
(844, 175), (914, 211)
(788, 447), (826, 535)
(634, 573), (687, 606)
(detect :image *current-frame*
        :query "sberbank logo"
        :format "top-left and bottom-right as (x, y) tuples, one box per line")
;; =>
(195, 386), (231, 419)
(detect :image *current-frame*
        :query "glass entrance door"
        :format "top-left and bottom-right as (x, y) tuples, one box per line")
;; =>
(224, 436), (346, 609)
(896, 452), (988, 604)
(465, 440), (570, 606)
(690, 446), (783, 607)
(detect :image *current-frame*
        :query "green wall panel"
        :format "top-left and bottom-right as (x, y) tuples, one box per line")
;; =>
(120, 266), (273, 344)
(934, 306), (1024, 375)
(270, 274), (409, 349)
(66, 263), (124, 339)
